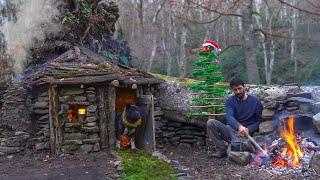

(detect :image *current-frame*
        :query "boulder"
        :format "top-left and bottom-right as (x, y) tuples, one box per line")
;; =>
(81, 126), (99, 133)
(35, 143), (45, 151)
(228, 151), (252, 166)
(93, 143), (100, 152)
(311, 151), (320, 173)
(79, 144), (93, 154)
(259, 121), (274, 133)
(64, 133), (82, 140)
(263, 101), (279, 110)
(34, 102), (48, 109)
(287, 92), (312, 99)
(313, 112), (320, 133)
(74, 96), (87, 102)
(83, 138), (100, 144)
(60, 89), (84, 96)
(285, 97), (315, 105)
(0, 146), (23, 154)
(88, 105), (97, 113)
(262, 109), (275, 120)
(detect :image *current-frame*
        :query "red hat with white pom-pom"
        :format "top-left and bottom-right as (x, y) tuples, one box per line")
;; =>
(202, 40), (221, 52)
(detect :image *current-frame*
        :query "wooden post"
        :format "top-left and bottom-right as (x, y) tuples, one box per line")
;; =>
(97, 86), (108, 149)
(49, 84), (62, 155)
(106, 85), (116, 151)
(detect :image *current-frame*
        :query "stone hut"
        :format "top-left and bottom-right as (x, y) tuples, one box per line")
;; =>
(0, 46), (162, 155)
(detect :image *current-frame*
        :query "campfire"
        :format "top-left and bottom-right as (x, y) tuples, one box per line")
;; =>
(272, 116), (304, 168)
(251, 115), (316, 171)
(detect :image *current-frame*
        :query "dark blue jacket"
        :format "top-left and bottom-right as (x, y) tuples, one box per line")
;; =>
(226, 94), (263, 134)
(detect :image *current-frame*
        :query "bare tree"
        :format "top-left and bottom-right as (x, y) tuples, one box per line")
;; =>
(242, 0), (260, 84)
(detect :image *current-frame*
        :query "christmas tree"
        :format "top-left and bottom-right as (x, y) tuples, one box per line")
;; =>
(190, 40), (228, 116)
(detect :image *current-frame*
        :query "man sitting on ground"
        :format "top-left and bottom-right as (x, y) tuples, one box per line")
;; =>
(207, 77), (263, 158)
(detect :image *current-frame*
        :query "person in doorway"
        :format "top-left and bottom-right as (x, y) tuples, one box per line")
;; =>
(115, 104), (142, 150)
(207, 77), (263, 158)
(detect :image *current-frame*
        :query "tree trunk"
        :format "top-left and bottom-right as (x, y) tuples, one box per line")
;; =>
(241, 0), (260, 84)
(291, 0), (298, 76)
(147, 34), (157, 72)
(179, 21), (187, 77)
(161, 12), (172, 76)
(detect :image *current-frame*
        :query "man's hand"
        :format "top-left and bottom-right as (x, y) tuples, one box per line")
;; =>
(237, 125), (249, 137)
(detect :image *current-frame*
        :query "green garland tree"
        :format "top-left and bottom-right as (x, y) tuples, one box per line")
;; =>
(190, 42), (228, 116)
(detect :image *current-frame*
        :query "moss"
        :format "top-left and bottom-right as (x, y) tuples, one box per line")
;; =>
(62, 144), (79, 152)
(117, 149), (177, 180)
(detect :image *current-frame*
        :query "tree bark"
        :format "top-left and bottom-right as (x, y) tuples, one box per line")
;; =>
(241, 0), (260, 84)
(291, 0), (298, 76)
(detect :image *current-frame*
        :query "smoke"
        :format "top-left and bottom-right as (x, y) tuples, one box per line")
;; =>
(0, 0), (60, 75)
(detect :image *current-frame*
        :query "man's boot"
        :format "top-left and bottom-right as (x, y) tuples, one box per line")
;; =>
(211, 148), (227, 158)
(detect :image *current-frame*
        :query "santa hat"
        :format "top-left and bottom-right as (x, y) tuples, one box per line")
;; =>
(202, 40), (221, 52)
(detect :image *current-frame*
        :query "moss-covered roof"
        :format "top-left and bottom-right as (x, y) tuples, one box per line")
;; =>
(25, 46), (162, 87)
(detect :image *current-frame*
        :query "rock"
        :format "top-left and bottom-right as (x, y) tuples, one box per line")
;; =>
(178, 143), (192, 148)
(88, 105), (97, 113)
(83, 138), (100, 144)
(285, 97), (315, 105)
(63, 140), (83, 145)
(93, 143), (100, 152)
(152, 151), (171, 163)
(299, 103), (312, 112)
(163, 131), (175, 138)
(228, 151), (252, 165)
(277, 103), (285, 111)
(14, 131), (29, 136)
(34, 102), (48, 109)
(259, 121), (274, 133)
(59, 96), (71, 103)
(89, 133), (99, 139)
(74, 96), (87, 102)
(0, 146), (23, 154)
(37, 96), (49, 102)
(263, 101), (279, 110)
(313, 112), (320, 133)
(60, 89), (84, 96)
(287, 92), (312, 99)
(39, 91), (48, 97)
(313, 102), (320, 114)
(33, 109), (49, 115)
(64, 133), (82, 140)
(38, 114), (49, 121)
(262, 109), (275, 120)
(87, 94), (96, 103)
(86, 87), (95, 91)
(62, 144), (79, 152)
(79, 144), (93, 154)
(35, 143), (45, 151)
(86, 116), (97, 122)
(85, 122), (97, 127)
(180, 135), (194, 139)
(287, 101), (299, 107)
(180, 139), (195, 144)
(1, 136), (29, 147)
(166, 122), (182, 128)
(311, 152), (320, 173)
(286, 106), (299, 111)
(81, 126), (99, 133)
(169, 137), (180, 143)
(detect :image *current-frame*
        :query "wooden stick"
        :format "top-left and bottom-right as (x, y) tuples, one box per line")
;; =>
(246, 133), (268, 156)
(192, 113), (226, 116)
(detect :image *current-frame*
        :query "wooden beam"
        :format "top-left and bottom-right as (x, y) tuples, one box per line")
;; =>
(49, 84), (62, 155)
(97, 86), (108, 149)
(106, 86), (116, 151)
(110, 80), (119, 87)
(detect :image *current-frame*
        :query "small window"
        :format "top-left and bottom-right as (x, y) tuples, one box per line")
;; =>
(67, 105), (87, 123)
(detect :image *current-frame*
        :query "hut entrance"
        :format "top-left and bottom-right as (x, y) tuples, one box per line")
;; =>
(115, 88), (155, 152)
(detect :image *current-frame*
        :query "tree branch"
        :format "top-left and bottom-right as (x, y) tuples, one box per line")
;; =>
(278, 0), (320, 17)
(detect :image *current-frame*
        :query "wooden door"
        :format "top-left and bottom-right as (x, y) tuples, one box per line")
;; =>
(136, 95), (155, 152)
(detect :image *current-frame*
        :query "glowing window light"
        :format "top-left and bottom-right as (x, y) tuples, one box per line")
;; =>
(78, 108), (86, 115)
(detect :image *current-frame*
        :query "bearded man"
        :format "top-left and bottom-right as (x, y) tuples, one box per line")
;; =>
(207, 77), (263, 158)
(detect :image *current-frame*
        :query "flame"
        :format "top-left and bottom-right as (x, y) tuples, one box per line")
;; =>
(273, 116), (304, 168)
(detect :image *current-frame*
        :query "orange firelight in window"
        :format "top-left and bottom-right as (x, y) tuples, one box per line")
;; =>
(78, 108), (86, 115)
